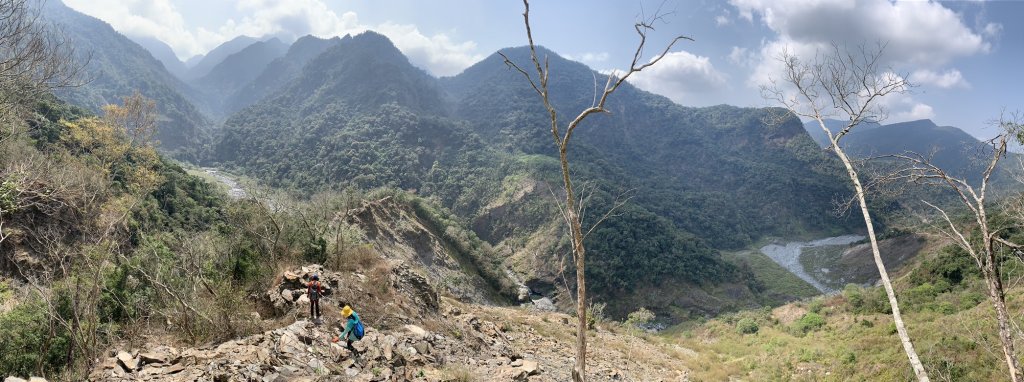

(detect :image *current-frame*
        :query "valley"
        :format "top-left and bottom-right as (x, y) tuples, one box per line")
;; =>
(1, 0), (1023, 381)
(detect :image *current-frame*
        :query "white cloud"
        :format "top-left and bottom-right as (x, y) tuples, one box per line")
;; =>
(627, 51), (728, 106)
(983, 22), (1003, 38)
(891, 103), (935, 122)
(564, 52), (610, 65)
(715, 15), (731, 26)
(730, 0), (990, 123)
(730, 0), (990, 67)
(63, 0), (207, 58)
(63, 0), (484, 77)
(910, 69), (969, 89)
(727, 46), (755, 67)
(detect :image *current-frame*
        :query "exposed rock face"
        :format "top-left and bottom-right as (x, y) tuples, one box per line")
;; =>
(343, 196), (514, 304)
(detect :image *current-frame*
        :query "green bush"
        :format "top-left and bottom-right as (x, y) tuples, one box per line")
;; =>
(843, 284), (864, 311)
(625, 307), (655, 330)
(808, 299), (824, 314)
(791, 312), (826, 335)
(736, 317), (759, 334)
(0, 302), (72, 377)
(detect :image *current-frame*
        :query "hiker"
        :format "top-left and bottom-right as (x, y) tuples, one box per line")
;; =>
(308, 274), (322, 321)
(332, 305), (363, 352)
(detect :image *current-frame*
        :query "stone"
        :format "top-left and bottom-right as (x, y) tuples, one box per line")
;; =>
(164, 364), (185, 375)
(403, 324), (428, 338)
(139, 351), (170, 365)
(27, 378), (46, 382)
(345, 367), (360, 377)
(383, 341), (394, 360)
(520, 359), (541, 376)
(281, 289), (294, 302)
(296, 294), (310, 304)
(307, 358), (324, 371)
(116, 351), (139, 371)
(4, 378), (28, 382)
(413, 342), (430, 356)
(510, 359), (524, 367)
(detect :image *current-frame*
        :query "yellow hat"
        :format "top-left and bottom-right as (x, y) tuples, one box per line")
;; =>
(341, 305), (353, 317)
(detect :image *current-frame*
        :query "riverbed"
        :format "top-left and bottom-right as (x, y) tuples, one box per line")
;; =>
(202, 168), (247, 199)
(759, 235), (865, 294)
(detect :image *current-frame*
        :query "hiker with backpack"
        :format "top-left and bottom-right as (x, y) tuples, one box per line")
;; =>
(308, 274), (323, 321)
(332, 305), (364, 352)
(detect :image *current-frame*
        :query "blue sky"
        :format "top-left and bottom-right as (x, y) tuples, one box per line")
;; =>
(63, 0), (1022, 140)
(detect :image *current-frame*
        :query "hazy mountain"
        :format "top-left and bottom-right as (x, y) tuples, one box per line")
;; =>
(223, 35), (341, 114)
(128, 35), (188, 78)
(209, 32), (861, 320)
(184, 35), (259, 80)
(184, 54), (204, 68)
(41, 0), (210, 154)
(192, 38), (289, 116)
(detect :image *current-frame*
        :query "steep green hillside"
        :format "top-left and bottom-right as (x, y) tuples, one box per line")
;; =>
(41, 0), (211, 154)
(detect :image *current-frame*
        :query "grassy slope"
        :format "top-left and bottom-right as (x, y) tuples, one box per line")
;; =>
(721, 250), (820, 305)
(666, 234), (1022, 381)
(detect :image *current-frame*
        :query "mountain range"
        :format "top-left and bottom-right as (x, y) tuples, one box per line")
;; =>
(38, 0), (1005, 321)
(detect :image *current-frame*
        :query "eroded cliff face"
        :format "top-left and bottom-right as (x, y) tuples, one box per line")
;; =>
(341, 196), (517, 304)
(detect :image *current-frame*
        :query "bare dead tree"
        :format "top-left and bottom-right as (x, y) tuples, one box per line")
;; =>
(0, 0), (86, 142)
(762, 42), (930, 381)
(499, 1), (689, 380)
(887, 117), (1024, 381)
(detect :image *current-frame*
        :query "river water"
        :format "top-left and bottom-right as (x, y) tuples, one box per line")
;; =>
(759, 235), (865, 294)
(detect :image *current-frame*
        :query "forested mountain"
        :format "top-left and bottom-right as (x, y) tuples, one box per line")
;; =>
(183, 35), (259, 80)
(446, 47), (858, 248)
(209, 32), (860, 320)
(223, 35), (341, 114)
(129, 35), (188, 78)
(805, 119), (1004, 182)
(803, 119), (882, 147)
(41, 1), (210, 154)
(191, 38), (289, 117)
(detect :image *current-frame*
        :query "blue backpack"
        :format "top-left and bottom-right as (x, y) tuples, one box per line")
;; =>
(354, 320), (365, 339)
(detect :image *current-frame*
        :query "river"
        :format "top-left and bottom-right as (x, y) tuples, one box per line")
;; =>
(759, 235), (865, 294)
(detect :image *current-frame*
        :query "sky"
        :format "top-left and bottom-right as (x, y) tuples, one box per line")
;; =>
(61, 0), (1024, 140)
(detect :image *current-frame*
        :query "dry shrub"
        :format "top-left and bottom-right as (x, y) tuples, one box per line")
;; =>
(441, 364), (477, 382)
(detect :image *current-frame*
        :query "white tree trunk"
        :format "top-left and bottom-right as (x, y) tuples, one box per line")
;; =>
(832, 142), (930, 381)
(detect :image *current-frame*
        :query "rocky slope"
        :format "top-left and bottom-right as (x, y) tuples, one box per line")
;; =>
(86, 265), (693, 382)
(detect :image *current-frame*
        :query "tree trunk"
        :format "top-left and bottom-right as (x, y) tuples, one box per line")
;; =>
(985, 257), (1022, 381)
(832, 143), (930, 381)
(559, 148), (588, 382)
